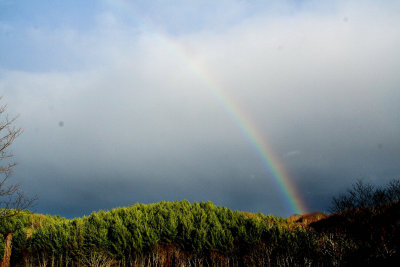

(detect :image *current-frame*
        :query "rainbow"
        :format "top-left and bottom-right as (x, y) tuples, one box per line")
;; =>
(107, 0), (308, 215)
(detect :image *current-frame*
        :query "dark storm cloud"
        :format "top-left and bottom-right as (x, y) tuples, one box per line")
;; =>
(0, 0), (399, 217)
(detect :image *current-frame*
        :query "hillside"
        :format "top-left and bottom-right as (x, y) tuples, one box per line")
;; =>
(0, 200), (399, 266)
(0, 201), (323, 266)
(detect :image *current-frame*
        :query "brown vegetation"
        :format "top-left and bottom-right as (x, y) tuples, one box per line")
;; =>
(0, 234), (11, 267)
(295, 212), (328, 225)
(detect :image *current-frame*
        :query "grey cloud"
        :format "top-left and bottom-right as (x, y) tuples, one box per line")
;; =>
(1, 1), (400, 217)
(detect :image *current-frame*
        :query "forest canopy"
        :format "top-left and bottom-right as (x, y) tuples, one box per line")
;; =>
(0, 185), (399, 267)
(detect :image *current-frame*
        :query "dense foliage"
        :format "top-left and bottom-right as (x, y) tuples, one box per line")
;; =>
(0, 181), (398, 266)
(0, 201), (328, 266)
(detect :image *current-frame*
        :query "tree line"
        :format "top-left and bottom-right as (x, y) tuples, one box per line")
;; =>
(1, 192), (397, 266)
(1, 201), (323, 266)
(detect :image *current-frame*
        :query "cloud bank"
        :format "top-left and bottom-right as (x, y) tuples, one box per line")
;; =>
(1, 0), (399, 217)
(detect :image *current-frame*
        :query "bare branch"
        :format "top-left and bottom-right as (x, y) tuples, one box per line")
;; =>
(0, 96), (35, 221)
(330, 178), (400, 213)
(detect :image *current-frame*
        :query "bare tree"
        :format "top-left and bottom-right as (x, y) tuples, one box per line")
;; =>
(330, 178), (400, 213)
(0, 96), (35, 221)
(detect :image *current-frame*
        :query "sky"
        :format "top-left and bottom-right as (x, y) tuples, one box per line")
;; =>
(0, 0), (399, 218)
